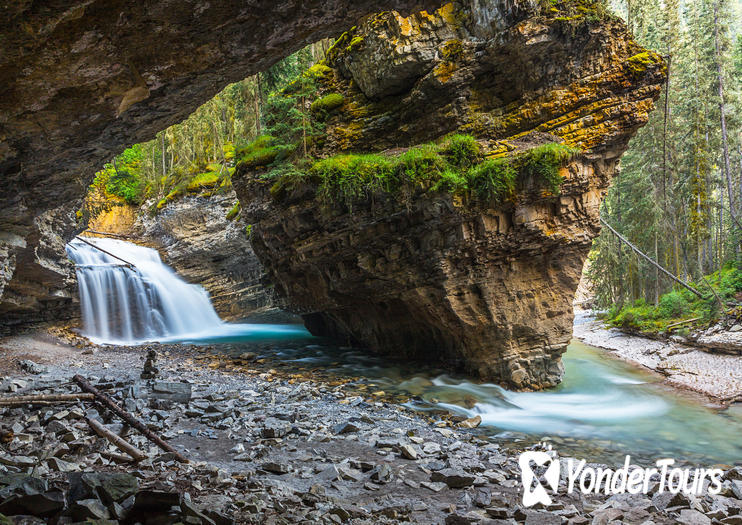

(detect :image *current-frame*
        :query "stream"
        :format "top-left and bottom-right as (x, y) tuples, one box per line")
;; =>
(66, 237), (742, 466)
(176, 327), (742, 466)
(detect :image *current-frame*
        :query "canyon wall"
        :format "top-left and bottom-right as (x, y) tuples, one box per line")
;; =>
(0, 0), (436, 331)
(132, 193), (287, 322)
(234, 0), (666, 389)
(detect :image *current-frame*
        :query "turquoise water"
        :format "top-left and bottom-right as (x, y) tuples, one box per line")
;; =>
(174, 324), (742, 465)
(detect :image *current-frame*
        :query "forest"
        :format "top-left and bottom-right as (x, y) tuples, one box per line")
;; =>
(86, 0), (742, 334)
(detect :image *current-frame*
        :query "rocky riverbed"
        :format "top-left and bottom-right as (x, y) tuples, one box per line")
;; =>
(574, 311), (742, 404)
(1, 326), (742, 525)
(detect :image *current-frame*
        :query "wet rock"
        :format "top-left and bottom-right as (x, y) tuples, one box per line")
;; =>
(431, 468), (475, 488)
(458, 416), (482, 429)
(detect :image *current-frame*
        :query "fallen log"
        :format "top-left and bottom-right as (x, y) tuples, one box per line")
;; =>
(665, 318), (701, 330)
(72, 375), (188, 463)
(0, 393), (95, 406)
(85, 417), (147, 462)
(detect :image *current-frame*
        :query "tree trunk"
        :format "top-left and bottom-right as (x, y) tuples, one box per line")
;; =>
(713, 0), (737, 223)
(254, 75), (262, 136)
(160, 133), (166, 177)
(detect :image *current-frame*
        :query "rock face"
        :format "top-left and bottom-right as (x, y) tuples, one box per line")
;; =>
(133, 192), (286, 322)
(235, 0), (666, 388)
(0, 0), (436, 331)
(0, 206), (78, 334)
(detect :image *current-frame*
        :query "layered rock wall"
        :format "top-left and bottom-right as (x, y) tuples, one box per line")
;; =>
(235, 0), (666, 388)
(133, 193), (286, 322)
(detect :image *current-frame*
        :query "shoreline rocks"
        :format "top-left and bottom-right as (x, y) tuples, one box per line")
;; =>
(574, 310), (742, 403)
(0, 326), (740, 524)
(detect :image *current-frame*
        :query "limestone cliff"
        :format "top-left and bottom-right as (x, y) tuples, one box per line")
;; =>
(233, 0), (666, 389)
(132, 193), (286, 322)
(0, 0), (436, 331)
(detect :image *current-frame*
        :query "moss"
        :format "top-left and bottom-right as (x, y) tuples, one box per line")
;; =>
(269, 135), (578, 207)
(303, 63), (333, 80)
(346, 36), (364, 53)
(186, 170), (220, 192)
(311, 93), (345, 115)
(440, 39), (463, 61)
(236, 135), (282, 169)
(625, 51), (663, 78)
(226, 202), (240, 221)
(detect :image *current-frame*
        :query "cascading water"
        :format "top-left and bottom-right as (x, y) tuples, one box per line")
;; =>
(66, 237), (253, 344)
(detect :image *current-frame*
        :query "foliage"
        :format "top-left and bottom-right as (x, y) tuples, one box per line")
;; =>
(81, 42), (332, 218)
(603, 265), (742, 332)
(588, 0), (742, 311)
(267, 136), (577, 207)
(226, 202), (240, 221)
(515, 142), (576, 194)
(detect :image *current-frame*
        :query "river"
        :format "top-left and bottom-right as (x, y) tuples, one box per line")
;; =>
(66, 236), (742, 466)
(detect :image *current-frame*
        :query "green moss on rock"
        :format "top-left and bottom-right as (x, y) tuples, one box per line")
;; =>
(265, 135), (578, 207)
(311, 93), (345, 115)
(625, 51), (663, 78)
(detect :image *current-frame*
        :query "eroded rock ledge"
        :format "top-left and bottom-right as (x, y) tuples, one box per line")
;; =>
(234, 0), (666, 389)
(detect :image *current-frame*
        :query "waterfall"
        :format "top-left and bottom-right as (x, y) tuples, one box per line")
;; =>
(66, 237), (225, 344)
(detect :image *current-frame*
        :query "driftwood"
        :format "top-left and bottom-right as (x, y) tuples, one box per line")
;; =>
(73, 375), (188, 463)
(665, 318), (701, 330)
(0, 393), (95, 406)
(85, 417), (147, 462)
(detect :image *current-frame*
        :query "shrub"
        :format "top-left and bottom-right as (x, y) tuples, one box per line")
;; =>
(466, 158), (516, 202)
(516, 142), (579, 194)
(441, 134), (480, 169)
(657, 291), (690, 319)
(187, 170), (220, 192)
(105, 170), (143, 205)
